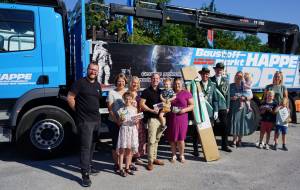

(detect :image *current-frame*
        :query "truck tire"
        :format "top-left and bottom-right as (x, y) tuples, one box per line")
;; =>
(16, 105), (76, 158)
(288, 96), (296, 122)
(249, 100), (261, 133)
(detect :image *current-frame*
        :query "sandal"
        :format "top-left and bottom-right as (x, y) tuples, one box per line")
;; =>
(129, 164), (138, 171)
(119, 169), (127, 177)
(179, 156), (185, 163)
(170, 155), (176, 163)
(125, 169), (135, 175)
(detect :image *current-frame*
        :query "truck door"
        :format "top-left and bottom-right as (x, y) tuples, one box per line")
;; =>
(0, 6), (43, 99)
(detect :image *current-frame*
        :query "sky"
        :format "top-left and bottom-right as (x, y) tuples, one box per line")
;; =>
(65, 0), (300, 42)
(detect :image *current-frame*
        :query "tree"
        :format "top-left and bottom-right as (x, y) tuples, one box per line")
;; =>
(85, 0), (106, 30)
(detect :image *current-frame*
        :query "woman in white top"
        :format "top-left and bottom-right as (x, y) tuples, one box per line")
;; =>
(107, 73), (127, 172)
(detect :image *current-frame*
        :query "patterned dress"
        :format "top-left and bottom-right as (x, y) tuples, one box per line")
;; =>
(228, 83), (256, 136)
(166, 90), (192, 141)
(116, 106), (139, 153)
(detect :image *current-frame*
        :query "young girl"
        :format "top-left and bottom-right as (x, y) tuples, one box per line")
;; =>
(159, 78), (176, 132)
(117, 92), (139, 177)
(257, 90), (277, 150)
(240, 72), (253, 111)
(274, 97), (290, 151)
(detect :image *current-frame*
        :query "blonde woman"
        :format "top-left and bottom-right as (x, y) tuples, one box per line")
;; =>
(228, 71), (255, 147)
(264, 71), (288, 104)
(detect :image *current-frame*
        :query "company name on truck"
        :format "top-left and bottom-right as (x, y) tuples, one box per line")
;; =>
(195, 49), (298, 68)
(0, 73), (34, 85)
(193, 48), (300, 88)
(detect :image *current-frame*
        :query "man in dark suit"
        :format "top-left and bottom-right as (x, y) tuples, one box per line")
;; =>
(210, 62), (232, 152)
(192, 67), (218, 156)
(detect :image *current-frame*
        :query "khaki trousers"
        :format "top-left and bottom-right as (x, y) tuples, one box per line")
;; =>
(147, 118), (163, 163)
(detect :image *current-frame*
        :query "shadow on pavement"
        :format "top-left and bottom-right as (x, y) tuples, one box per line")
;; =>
(0, 141), (115, 186)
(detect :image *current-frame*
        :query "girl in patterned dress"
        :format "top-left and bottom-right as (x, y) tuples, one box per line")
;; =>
(117, 92), (139, 177)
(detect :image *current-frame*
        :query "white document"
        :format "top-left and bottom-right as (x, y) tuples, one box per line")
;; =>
(278, 107), (289, 123)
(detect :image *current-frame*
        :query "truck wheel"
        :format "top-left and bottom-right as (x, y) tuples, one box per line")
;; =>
(248, 100), (261, 134)
(288, 96), (296, 122)
(17, 105), (76, 158)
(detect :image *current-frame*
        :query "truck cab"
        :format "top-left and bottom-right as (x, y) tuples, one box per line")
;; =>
(0, 0), (75, 157)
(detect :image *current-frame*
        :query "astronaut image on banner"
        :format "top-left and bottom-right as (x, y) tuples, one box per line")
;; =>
(92, 41), (112, 85)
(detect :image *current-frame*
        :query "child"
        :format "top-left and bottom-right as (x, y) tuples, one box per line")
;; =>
(159, 78), (176, 132)
(117, 92), (139, 177)
(274, 97), (290, 151)
(257, 90), (277, 150)
(240, 72), (253, 111)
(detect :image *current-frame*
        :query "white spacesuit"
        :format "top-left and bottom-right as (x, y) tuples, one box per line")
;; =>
(92, 41), (112, 85)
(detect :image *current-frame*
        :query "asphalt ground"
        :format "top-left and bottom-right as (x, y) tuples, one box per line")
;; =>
(0, 124), (300, 190)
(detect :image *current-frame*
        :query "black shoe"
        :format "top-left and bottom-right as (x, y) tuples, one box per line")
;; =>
(274, 144), (277, 151)
(282, 144), (288, 151)
(90, 165), (100, 176)
(125, 169), (135, 175)
(129, 164), (138, 171)
(192, 150), (199, 157)
(221, 146), (232, 152)
(81, 172), (92, 187)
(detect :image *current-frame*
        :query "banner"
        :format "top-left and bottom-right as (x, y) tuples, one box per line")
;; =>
(90, 41), (300, 90)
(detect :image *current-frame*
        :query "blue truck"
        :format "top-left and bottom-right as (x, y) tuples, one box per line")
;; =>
(0, 0), (299, 157)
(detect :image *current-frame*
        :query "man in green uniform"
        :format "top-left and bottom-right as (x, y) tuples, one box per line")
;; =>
(192, 67), (218, 156)
(211, 63), (232, 152)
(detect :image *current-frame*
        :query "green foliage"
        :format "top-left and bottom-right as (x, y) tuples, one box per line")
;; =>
(84, 0), (279, 53)
(158, 24), (186, 46)
(85, 0), (106, 30)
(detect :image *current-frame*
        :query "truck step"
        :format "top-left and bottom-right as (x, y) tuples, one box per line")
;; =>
(0, 111), (9, 120)
(0, 126), (11, 142)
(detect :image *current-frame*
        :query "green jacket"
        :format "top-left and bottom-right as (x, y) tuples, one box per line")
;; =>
(199, 79), (218, 118)
(210, 76), (230, 110)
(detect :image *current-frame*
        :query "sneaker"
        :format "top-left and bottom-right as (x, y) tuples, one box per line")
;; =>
(170, 155), (177, 163)
(282, 144), (288, 151)
(179, 156), (185, 163)
(258, 143), (264, 149)
(81, 172), (92, 187)
(273, 144), (277, 151)
(264, 144), (270, 150)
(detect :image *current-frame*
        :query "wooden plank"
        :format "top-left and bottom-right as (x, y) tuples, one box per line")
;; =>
(181, 66), (220, 162)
